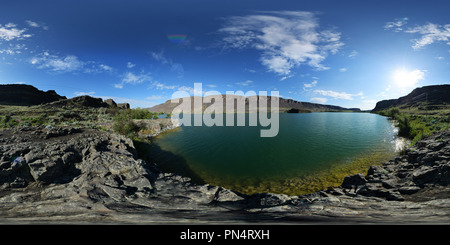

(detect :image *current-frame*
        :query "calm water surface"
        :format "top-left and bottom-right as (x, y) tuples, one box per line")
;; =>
(151, 112), (399, 194)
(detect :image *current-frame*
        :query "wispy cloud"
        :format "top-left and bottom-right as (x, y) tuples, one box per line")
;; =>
(25, 20), (48, 30)
(405, 23), (450, 50)
(384, 17), (408, 32)
(30, 53), (84, 72)
(146, 95), (163, 100)
(339, 67), (347, 72)
(127, 62), (136, 68)
(74, 91), (95, 96)
(30, 51), (113, 74)
(115, 71), (152, 89)
(303, 80), (318, 90)
(0, 43), (27, 55)
(151, 81), (177, 90)
(235, 80), (254, 86)
(150, 49), (184, 77)
(150, 50), (170, 64)
(219, 11), (343, 76)
(314, 89), (363, 100)
(0, 23), (32, 41)
(385, 18), (450, 50)
(348, 50), (358, 58)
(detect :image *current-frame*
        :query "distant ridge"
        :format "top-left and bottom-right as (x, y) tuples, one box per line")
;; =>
(0, 84), (66, 106)
(372, 84), (450, 112)
(147, 95), (361, 113)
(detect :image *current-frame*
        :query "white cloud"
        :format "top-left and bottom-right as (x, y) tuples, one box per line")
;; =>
(310, 97), (328, 104)
(25, 20), (48, 30)
(30, 54), (84, 72)
(30, 51), (113, 74)
(74, 91), (95, 96)
(115, 71), (152, 88)
(384, 17), (408, 32)
(151, 81), (177, 90)
(405, 23), (450, 50)
(25, 20), (39, 28)
(150, 50), (170, 64)
(0, 43), (27, 55)
(387, 20), (450, 50)
(339, 67), (347, 72)
(178, 86), (205, 95)
(348, 50), (358, 58)
(235, 80), (254, 86)
(313, 89), (355, 100)
(219, 11), (343, 76)
(127, 62), (136, 68)
(146, 95), (163, 100)
(0, 23), (32, 41)
(303, 80), (318, 90)
(99, 64), (113, 71)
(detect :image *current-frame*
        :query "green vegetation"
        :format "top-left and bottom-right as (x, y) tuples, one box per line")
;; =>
(377, 106), (449, 145)
(111, 108), (164, 137)
(112, 110), (140, 137)
(0, 115), (19, 128)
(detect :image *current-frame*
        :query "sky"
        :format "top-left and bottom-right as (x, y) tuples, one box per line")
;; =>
(0, 0), (449, 110)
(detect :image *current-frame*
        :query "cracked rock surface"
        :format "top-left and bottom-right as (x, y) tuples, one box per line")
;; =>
(1, 127), (449, 224)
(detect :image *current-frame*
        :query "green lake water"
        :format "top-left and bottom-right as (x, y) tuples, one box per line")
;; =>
(150, 112), (401, 195)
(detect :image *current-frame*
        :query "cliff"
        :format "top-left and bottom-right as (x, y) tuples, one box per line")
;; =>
(372, 84), (450, 112)
(0, 84), (66, 106)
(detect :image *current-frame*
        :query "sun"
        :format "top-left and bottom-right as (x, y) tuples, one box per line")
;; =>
(392, 68), (425, 88)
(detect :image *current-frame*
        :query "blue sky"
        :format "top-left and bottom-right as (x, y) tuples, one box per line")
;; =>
(0, 0), (449, 110)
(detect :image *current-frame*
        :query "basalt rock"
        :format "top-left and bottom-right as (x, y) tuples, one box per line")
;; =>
(0, 127), (449, 224)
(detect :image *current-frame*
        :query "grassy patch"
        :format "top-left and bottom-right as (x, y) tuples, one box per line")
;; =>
(376, 106), (449, 145)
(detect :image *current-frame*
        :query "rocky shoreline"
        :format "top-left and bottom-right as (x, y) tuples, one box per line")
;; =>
(0, 126), (449, 224)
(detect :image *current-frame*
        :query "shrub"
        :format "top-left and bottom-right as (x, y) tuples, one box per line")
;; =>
(112, 110), (139, 137)
(130, 108), (159, 120)
(0, 115), (19, 128)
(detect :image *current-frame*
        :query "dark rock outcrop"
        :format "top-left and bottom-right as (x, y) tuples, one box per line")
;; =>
(0, 84), (66, 106)
(43, 95), (109, 108)
(0, 127), (449, 224)
(372, 84), (450, 112)
(117, 103), (130, 110)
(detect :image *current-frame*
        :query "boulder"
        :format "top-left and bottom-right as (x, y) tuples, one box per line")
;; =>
(117, 103), (130, 110)
(341, 173), (366, 189)
(104, 99), (117, 107)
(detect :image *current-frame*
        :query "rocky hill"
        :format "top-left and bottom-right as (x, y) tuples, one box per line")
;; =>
(0, 84), (66, 106)
(372, 84), (450, 112)
(147, 95), (360, 113)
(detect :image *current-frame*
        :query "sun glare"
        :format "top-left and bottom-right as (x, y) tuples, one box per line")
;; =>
(392, 68), (424, 88)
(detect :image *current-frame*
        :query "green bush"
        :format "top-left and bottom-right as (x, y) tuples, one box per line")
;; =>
(112, 110), (139, 137)
(129, 108), (159, 120)
(0, 115), (19, 128)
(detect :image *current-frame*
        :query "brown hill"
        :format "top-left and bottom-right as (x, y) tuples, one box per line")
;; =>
(147, 95), (361, 113)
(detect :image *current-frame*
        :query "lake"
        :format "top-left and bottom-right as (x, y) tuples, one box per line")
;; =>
(150, 112), (402, 195)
